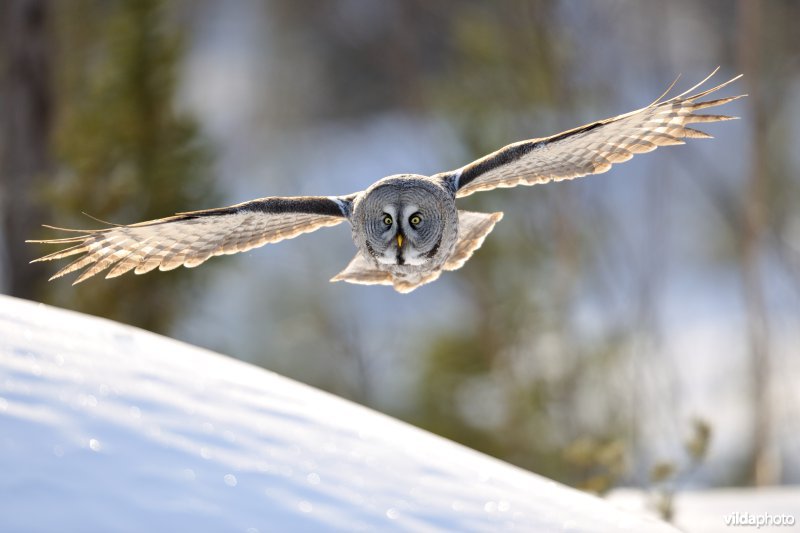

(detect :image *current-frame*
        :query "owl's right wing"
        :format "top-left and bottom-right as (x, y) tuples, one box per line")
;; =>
(441, 69), (744, 198)
(29, 195), (357, 284)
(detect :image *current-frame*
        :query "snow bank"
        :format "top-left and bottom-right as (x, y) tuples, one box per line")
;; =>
(0, 295), (676, 532)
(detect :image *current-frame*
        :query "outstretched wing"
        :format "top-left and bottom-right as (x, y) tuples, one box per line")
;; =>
(446, 69), (744, 198)
(29, 195), (355, 284)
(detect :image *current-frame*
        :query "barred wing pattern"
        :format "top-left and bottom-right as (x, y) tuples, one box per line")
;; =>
(452, 69), (744, 198)
(29, 196), (351, 284)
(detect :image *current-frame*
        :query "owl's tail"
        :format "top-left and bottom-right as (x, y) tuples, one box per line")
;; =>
(443, 211), (504, 272)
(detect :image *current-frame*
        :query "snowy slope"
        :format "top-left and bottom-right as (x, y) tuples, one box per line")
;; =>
(0, 295), (676, 532)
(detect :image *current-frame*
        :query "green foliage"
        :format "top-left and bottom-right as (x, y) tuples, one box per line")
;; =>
(647, 418), (714, 522)
(37, 0), (217, 332)
(685, 418), (712, 462)
(563, 436), (627, 494)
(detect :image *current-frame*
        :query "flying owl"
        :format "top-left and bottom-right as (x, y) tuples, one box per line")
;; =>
(30, 70), (743, 293)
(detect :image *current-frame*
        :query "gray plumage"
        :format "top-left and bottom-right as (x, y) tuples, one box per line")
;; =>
(29, 70), (744, 293)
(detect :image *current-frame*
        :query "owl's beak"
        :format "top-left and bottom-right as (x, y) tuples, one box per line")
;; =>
(396, 234), (404, 248)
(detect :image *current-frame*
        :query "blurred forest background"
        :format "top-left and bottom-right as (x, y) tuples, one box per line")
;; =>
(2, 0), (799, 500)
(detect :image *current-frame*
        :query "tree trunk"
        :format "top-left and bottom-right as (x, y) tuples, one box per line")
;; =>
(737, 0), (778, 486)
(0, 0), (53, 298)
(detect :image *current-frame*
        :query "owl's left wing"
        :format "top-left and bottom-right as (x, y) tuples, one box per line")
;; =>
(444, 69), (744, 198)
(29, 195), (355, 284)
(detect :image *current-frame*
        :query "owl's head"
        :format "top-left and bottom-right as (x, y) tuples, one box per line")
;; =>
(353, 174), (457, 268)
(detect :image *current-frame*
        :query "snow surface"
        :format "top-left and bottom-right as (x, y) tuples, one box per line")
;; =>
(0, 295), (676, 532)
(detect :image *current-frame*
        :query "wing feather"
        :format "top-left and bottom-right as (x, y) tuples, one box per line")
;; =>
(451, 70), (744, 197)
(30, 195), (355, 284)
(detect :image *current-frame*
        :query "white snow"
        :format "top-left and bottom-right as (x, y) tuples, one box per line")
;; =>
(0, 295), (676, 532)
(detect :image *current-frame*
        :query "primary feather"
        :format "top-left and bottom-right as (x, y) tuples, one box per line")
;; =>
(450, 68), (744, 197)
(28, 197), (349, 284)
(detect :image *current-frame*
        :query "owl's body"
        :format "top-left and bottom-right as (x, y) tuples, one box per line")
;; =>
(30, 70), (744, 293)
(344, 174), (461, 292)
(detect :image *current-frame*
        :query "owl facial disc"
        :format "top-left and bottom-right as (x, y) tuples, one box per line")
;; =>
(372, 201), (430, 267)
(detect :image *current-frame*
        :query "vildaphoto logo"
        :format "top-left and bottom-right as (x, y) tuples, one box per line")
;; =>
(724, 511), (796, 528)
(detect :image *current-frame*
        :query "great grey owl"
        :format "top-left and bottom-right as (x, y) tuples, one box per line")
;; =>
(30, 70), (743, 293)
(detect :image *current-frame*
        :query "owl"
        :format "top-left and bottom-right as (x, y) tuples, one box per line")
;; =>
(30, 70), (743, 293)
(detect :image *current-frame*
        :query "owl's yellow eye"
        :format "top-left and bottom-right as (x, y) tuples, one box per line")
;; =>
(409, 213), (422, 227)
(382, 214), (393, 226)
